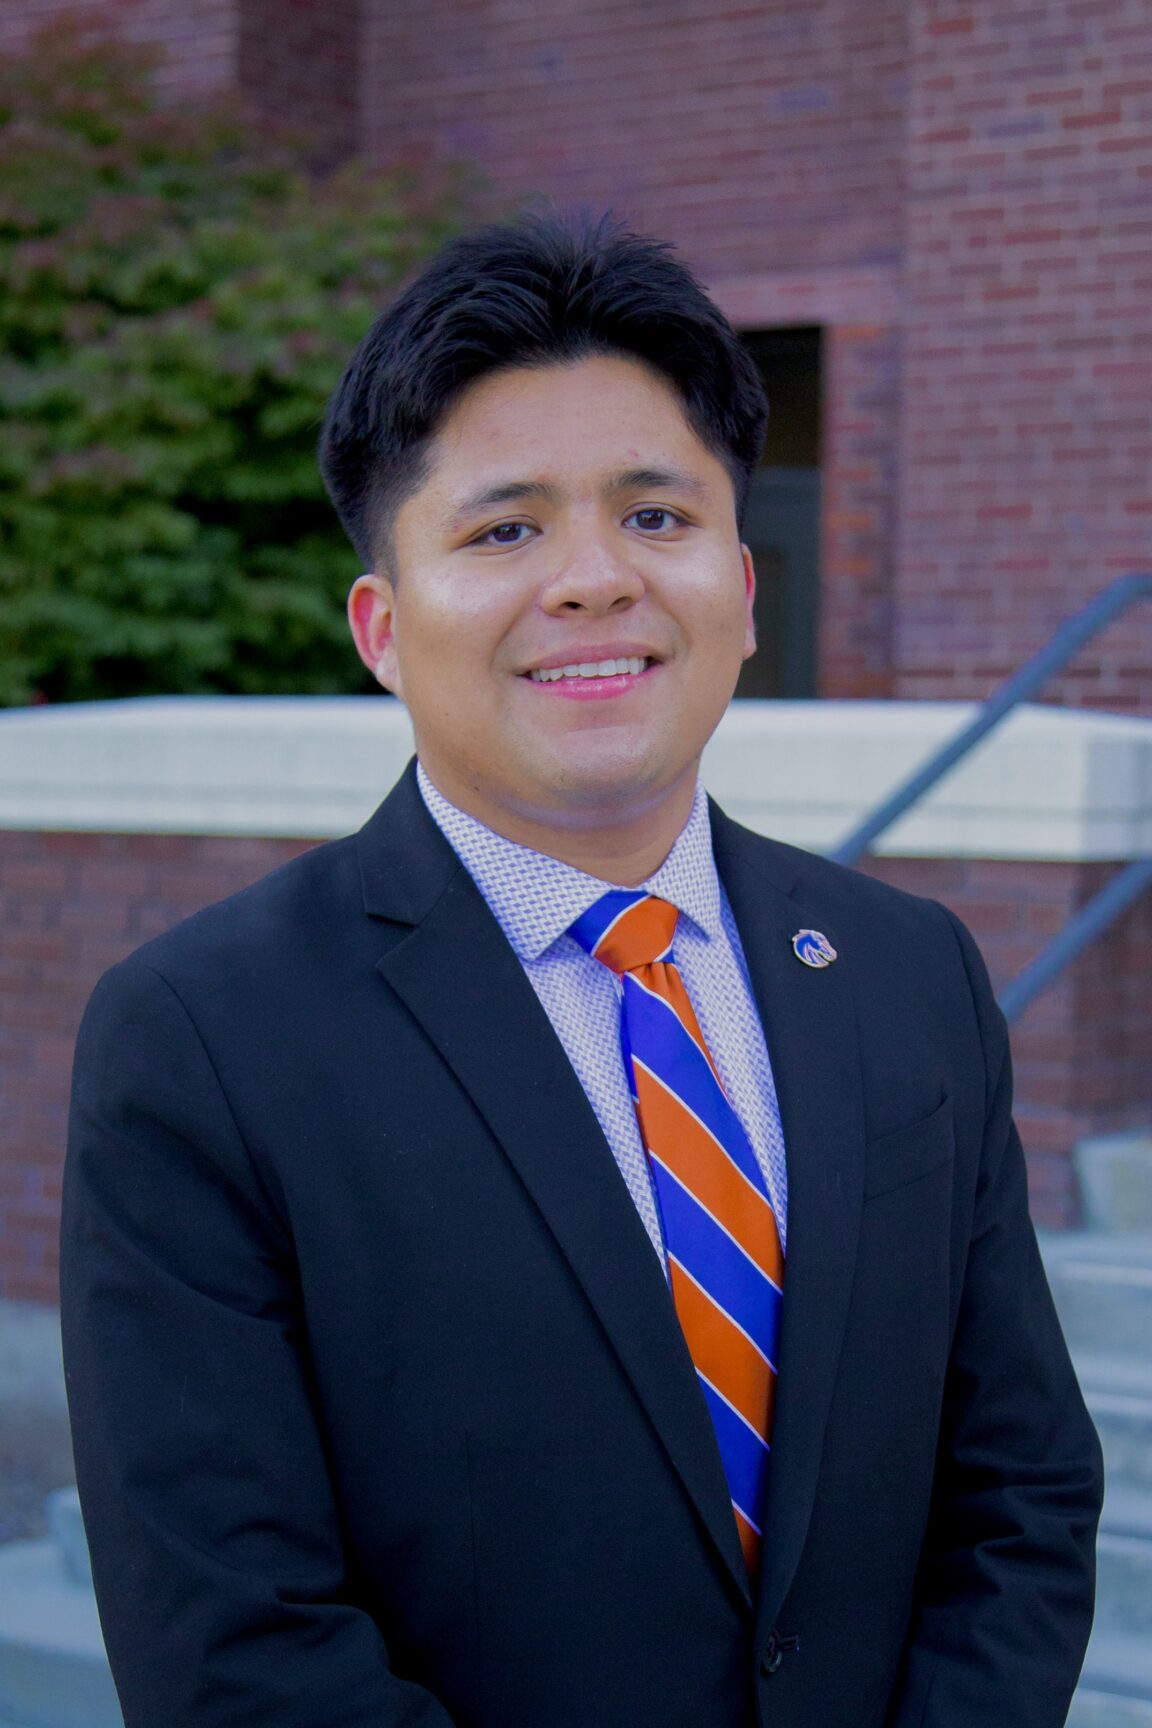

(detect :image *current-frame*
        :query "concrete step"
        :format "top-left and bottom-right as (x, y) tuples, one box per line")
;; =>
(1078, 1133), (1152, 1235)
(0, 1301), (73, 1548)
(0, 1536), (122, 1728)
(1070, 1690), (1152, 1728)
(43, 1490), (91, 1590)
(1081, 1630), (1152, 1713)
(1103, 1484), (1152, 1541)
(1087, 1383), (1152, 1643)
(1095, 1527), (1152, 1637)
(1078, 1354), (1152, 1499)
(1041, 1232), (1152, 1361)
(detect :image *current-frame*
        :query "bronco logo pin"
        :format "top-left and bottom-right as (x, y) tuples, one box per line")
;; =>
(791, 929), (837, 969)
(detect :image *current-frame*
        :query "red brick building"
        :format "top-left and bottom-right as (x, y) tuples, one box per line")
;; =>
(3, 1), (1152, 1305)
(5, 0), (1152, 710)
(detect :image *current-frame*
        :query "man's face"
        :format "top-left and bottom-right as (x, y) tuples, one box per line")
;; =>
(348, 354), (756, 837)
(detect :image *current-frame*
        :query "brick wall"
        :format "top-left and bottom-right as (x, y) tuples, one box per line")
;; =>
(4, 826), (1148, 1299)
(1, 0), (359, 142)
(238, 0), (362, 165)
(0, 830), (313, 1303)
(819, 322), (903, 698)
(897, 0), (1152, 710)
(0, 0), (240, 96)
(361, 0), (909, 283)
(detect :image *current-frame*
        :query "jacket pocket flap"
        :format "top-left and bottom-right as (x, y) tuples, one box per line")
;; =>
(863, 1094), (954, 1200)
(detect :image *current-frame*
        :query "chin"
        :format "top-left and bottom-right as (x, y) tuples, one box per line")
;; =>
(535, 749), (691, 816)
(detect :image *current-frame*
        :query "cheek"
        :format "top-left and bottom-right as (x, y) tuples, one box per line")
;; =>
(399, 570), (524, 655)
(695, 575), (754, 654)
(392, 599), (515, 723)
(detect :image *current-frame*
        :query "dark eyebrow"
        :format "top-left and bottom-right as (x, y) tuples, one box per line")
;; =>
(607, 466), (710, 499)
(444, 479), (560, 530)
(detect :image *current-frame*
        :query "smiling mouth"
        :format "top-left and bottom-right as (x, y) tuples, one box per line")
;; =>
(527, 655), (653, 683)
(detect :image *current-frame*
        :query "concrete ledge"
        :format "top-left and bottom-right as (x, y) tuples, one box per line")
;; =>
(701, 699), (1152, 860)
(0, 697), (415, 841)
(1, 696), (1150, 861)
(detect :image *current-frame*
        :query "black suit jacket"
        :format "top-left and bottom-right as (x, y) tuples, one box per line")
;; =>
(61, 762), (1103, 1728)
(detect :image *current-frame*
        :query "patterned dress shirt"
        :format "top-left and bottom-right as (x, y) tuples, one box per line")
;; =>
(417, 764), (789, 1263)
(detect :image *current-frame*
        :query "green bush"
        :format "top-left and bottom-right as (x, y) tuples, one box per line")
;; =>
(0, 21), (464, 704)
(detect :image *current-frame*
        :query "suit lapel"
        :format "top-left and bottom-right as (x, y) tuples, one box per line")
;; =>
(710, 806), (867, 1639)
(358, 767), (752, 1602)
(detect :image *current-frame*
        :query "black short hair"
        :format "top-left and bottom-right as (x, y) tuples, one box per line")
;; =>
(319, 211), (769, 570)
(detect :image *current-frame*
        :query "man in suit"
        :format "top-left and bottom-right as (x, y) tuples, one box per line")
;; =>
(62, 214), (1103, 1728)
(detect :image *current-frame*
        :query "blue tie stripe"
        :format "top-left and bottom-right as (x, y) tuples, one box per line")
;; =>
(568, 888), (648, 955)
(654, 1170), (782, 1363)
(621, 976), (767, 1194)
(697, 1374), (770, 1527)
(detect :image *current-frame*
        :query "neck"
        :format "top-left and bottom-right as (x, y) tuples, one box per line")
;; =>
(419, 763), (700, 886)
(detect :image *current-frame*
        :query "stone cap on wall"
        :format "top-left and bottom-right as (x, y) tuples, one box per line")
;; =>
(0, 695), (1149, 861)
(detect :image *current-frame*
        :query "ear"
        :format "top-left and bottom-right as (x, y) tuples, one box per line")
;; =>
(347, 573), (402, 696)
(740, 544), (757, 661)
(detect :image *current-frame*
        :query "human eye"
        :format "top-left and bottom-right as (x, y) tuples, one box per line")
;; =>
(473, 519), (535, 549)
(624, 506), (685, 534)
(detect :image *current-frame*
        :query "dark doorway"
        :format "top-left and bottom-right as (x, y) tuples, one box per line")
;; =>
(734, 328), (822, 699)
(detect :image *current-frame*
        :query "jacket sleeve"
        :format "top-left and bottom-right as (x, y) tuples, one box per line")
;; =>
(61, 956), (459, 1728)
(886, 908), (1105, 1728)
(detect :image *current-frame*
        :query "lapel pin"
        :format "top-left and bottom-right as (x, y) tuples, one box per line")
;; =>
(791, 929), (837, 969)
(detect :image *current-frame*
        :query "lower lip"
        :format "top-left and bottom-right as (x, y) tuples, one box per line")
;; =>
(524, 664), (658, 702)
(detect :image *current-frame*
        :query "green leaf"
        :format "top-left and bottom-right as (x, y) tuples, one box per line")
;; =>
(0, 20), (469, 704)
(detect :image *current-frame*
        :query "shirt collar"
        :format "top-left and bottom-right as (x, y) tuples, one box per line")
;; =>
(416, 762), (724, 963)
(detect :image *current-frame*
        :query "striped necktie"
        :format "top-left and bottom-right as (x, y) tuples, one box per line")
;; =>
(569, 889), (783, 1578)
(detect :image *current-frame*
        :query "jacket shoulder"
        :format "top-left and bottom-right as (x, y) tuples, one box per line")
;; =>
(715, 811), (954, 934)
(100, 829), (365, 998)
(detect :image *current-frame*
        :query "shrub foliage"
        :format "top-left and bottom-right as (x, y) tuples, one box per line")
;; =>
(0, 23), (461, 703)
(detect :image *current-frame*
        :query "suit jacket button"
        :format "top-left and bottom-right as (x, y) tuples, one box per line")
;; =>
(760, 1629), (799, 1676)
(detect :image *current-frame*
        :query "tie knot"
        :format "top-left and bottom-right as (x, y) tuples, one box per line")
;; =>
(569, 891), (678, 975)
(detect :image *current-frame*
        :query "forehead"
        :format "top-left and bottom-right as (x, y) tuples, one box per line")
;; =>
(419, 354), (724, 498)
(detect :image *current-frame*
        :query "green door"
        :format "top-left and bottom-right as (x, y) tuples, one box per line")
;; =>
(736, 465), (821, 699)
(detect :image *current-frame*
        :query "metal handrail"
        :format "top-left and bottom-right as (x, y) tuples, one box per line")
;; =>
(998, 855), (1152, 1023)
(829, 571), (1152, 867)
(825, 572), (1152, 1023)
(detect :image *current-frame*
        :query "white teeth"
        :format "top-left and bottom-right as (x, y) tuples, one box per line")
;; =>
(529, 656), (649, 683)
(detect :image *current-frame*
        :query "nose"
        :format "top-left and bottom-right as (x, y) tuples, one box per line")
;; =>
(539, 529), (646, 616)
